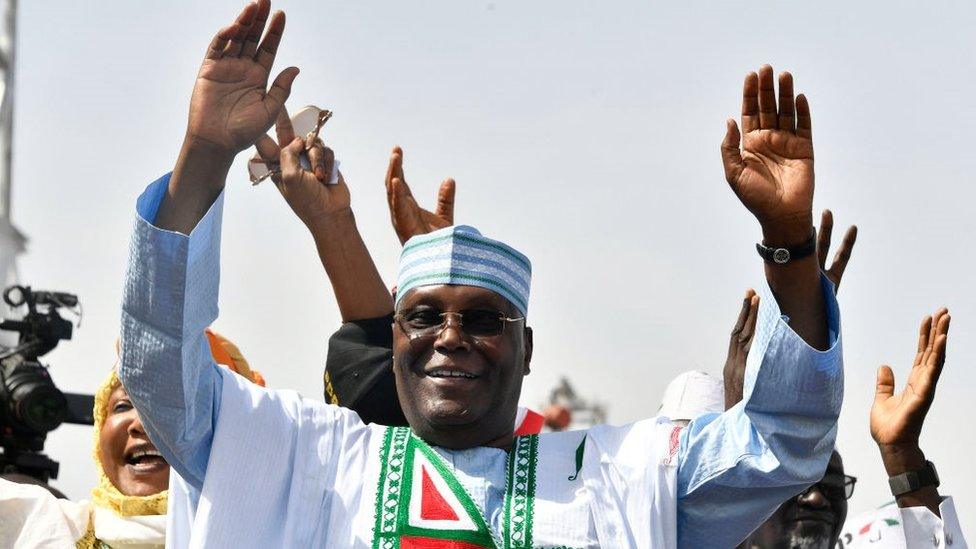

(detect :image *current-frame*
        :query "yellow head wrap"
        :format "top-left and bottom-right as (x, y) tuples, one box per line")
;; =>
(89, 369), (168, 517)
(88, 329), (263, 517)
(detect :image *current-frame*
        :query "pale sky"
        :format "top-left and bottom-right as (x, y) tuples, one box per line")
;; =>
(9, 0), (975, 534)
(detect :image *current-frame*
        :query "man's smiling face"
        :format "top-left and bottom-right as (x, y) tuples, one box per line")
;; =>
(392, 284), (532, 449)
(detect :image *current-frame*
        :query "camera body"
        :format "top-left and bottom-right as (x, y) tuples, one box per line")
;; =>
(0, 285), (92, 482)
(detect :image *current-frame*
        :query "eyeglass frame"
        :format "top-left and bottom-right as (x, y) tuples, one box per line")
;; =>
(393, 309), (526, 341)
(801, 473), (858, 501)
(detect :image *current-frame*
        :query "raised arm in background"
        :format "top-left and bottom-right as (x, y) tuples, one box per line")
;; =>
(872, 308), (950, 517)
(385, 146), (455, 245)
(817, 209), (857, 291)
(725, 208), (857, 408)
(722, 65), (827, 348)
(254, 108), (391, 321)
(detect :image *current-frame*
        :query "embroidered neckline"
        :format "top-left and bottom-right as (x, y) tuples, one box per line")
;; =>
(372, 426), (540, 549)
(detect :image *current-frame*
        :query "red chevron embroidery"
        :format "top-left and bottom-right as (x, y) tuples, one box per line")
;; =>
(401, 536), (488, 549)
(421, 465), (460, 521)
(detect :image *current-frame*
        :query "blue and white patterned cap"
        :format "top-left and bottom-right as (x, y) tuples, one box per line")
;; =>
(395, 225), (532, 316)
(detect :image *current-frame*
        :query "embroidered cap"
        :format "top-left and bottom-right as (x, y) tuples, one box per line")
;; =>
(395, 225), (532, 316)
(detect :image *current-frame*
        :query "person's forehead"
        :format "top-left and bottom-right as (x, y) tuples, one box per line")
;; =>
(108, 383), (129, 403)
(399, 284), (514, 311)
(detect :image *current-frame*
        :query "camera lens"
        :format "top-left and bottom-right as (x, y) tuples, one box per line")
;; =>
(3, 365), (67, 433)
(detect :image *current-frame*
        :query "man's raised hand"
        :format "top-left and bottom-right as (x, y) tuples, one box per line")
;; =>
(385, 147), (455, 245)
(871, 308), (950, 514)
(721, 65), (814, 244)
(187, 0), (298, 158)
(255, 107), (351, 228)
(872, 308), (951, 454)
(817, 209), (858, 292)
(723, 289), (760, 410)
(158, 0), (298, 234)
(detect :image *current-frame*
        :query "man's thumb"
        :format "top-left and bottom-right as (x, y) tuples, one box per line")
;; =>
(875, 365), (896, 403)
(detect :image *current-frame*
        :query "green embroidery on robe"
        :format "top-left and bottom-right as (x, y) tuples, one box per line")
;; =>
(567, 435), (586, 481)
(372, 427), (543, 549)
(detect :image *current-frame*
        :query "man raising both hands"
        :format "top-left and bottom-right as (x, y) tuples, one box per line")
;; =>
(119, 2), (842, 545)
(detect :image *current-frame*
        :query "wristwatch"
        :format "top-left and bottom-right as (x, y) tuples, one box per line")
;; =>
(888, 460), (940, 496)
(756, 231), (817, 265)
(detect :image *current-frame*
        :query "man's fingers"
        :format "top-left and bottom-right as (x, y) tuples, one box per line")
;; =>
(741, 72), (760, 133)
(914, 315), (933, 365)
(927, 308), (947, 353)
(241, 0), (270, 58)
(796, 94), (812, 140)
(279, 137), (304, 180)
(255, 10), (286, 71)
(264, 66), (299, 114)
(391, 179), (423, 245)
(436, 178), (456, 222)
(730, 289), (754, 336)
(274, 104), (295, 147)
(206, 24), (239, 60)
(743, 294), (760, 346)
(930, 314), (951, 365)
(721, 119), (745, 187)
(222, 2), (257, 57)
(757, 65), (777, 130)
(828, 225), (858, 288)
(385, 147), (403, 199)
(307, 139), (329, 182)
(777, 71), (796, 133)
(817, 209), (834, 270)
(255, 134), (280, 161)
(875, 365), (896, 404)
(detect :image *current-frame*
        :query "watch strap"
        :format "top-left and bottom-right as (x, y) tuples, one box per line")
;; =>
(755, 231), (817, 265)
(888, 460), (940, 496)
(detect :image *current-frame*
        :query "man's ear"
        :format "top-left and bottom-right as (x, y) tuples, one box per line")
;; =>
(522, 326), (533, 375)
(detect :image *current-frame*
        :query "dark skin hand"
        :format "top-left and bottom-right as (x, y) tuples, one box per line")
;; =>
(393, 285), (532, 450)
(721, 65), (827, 350)
(254, 107), (392, 321)
(817, 209), (857, 291)
(724, 209), (856, 407)
(872, 308), (951, 517)
(99, 385), (170, 497)
(724, 289), (760, 410)
(156, 0), (298, 234)
(385, 146), (456, 245)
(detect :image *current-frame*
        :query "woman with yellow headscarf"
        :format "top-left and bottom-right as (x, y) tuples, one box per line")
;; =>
(0, 328), (262, 548)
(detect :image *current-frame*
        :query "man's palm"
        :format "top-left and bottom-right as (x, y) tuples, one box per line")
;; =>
(385, 147), (455, 245)
(722, 67), (815, 231)
(185, 1), (297, 156)
(191, 60), (278, 153)
(871, 309), (950, 449)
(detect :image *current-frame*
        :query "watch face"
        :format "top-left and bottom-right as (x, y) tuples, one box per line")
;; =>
(773, 248), (791, 264)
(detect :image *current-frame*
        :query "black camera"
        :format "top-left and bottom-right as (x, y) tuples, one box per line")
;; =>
(0, 285), (94, 482)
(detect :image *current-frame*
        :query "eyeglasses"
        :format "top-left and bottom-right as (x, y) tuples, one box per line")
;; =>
(394, 309), (525, 340)
(248, 105), (333, 185)
(802, 473), (857, 500)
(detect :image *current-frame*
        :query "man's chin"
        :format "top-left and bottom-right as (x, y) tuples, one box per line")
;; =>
(422, 401), (480, 427)
(785, 520), (835, 549)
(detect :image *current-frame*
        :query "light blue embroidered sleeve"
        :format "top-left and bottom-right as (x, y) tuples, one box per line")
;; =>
(118, 172), (225, 490)
(674, 274), (843, 549)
